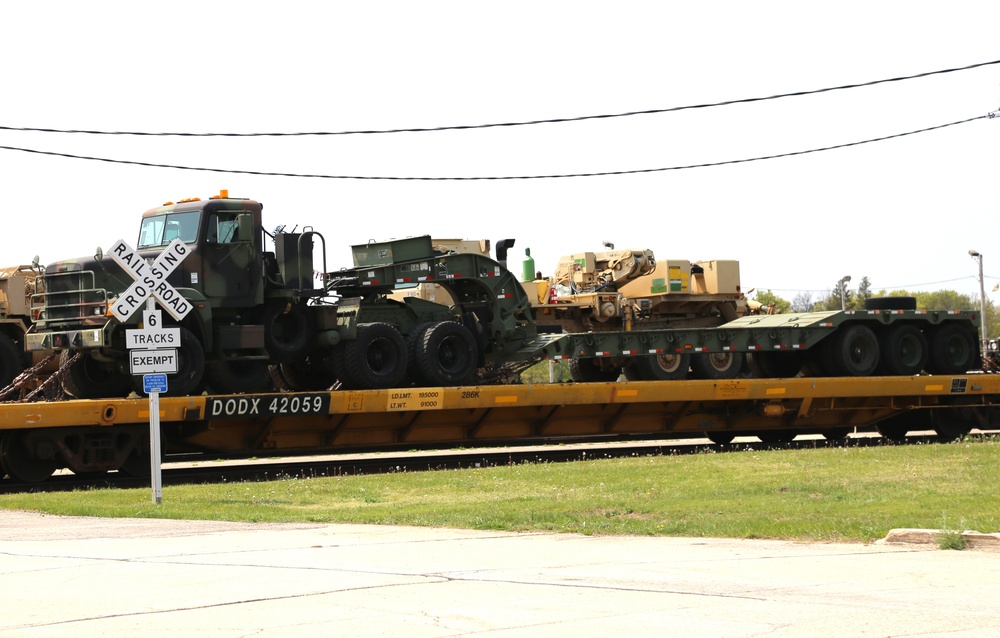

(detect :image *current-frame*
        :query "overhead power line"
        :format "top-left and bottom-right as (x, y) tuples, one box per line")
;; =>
(1, 59), (998, 138)
(0, 115), (986, 180)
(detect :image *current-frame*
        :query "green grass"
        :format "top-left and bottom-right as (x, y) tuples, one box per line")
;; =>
(2, 438), (998, 543)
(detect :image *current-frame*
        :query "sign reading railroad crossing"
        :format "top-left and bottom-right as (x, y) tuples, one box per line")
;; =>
(110, 236), (193, 505)
(109, 237), (192, 322)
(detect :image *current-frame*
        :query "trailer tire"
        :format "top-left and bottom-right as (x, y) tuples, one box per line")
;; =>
(877, 324), (928, 376)
(263, 302), (316, 363)
(414, 321), (478, 387)
(691, 352), (742, 380)
(208, 359), (273, 394)
(60, 350), (131, 399)
(623, 353), (688, 381)
(342, 322), (408, 389)
(926, 323), (978, 374)
(571, 358), (624, 382)
(864, 297), (917, 311)
(829, 324), (879, 376)
(0, 333), (26, 389)
(747, 352), (803, 378)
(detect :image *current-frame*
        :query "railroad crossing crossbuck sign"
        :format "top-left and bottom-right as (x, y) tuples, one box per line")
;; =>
(109, 238), (193, 322)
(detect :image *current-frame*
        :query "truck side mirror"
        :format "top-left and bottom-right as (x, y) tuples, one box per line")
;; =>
(236, 213), (254, 242)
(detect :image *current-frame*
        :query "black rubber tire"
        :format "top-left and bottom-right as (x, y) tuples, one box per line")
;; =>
(570, 358), (623, 382)
(414, 321), (478, 387)
(341, 322), (408, 389)
(406, 322), (437, 386)
(829, 324), (879, 377)
(0, 431), (57, 483)
(60, 350), (131, 399)
(877, 324), (928, 376)
(132, 326), (205, 396)
(0, 333), (27, 389)
(926, 323), (979, 375)
(262, 302), (316, 363)
(747, 352), (803, 378)
(623, 353), (689, 381)
(272, 350), (338, 391)
(207, 359), (274, 394)
(690, 352), (742, 380)
(864, 297), (917, 311)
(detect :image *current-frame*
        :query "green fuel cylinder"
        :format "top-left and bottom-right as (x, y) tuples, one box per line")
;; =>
(521, 248), (535, 282)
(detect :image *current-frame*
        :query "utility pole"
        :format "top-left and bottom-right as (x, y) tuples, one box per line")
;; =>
(969, 250), (988, 361)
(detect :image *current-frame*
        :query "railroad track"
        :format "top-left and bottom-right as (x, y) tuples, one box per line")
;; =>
(3, 431), (981, 495)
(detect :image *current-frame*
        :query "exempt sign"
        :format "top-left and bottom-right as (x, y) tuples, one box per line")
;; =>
(130, 348), (178, 374)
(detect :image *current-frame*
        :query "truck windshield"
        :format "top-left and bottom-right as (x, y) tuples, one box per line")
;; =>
(138, 212), (201, 248)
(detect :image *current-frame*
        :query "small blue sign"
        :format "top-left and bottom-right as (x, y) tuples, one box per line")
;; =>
(143, 373), (168, 394)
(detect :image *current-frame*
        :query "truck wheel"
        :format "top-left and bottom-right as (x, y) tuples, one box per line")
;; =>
(691, 352), (742, 379)
(60, 350), (131, 399)
(406, 322), (437, 386)
(263, 302), (316, 363)
(571, 358), (623, 382)
(877, 324), (928, 376)
(342, 323), (408, 389)
(132, 327), (205, 396)
(828, 325), (879, 376)
(0, 333), (26, 389)
(926, 324), (978, 374)
(270, 350), (338, 391)
(413, 322), (478, 386)
(207, 359), (273, 394)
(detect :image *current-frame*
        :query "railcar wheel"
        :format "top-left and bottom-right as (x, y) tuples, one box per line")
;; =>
(623, 353), (688, 381)
(821, 428), (850, 441)
(876, 423), (908, 442)
(0, 432), (57, 483)
(340, 322), (408, 389)
(690, 352), (742, 380)
(877, 324), (928, 376)
(705, 432), (735, 445)
(414, 321), (478, 386)
(571, 358), (623, 382)
(60, 350), (131, 399)
(748, 352), (803, 378)
(118, 432), (151, 478)
(208, 359), (274, 394)
(829, 325), (879, 377)
(262, 302), (316, 363)
(926, 324), (978, 375)
(758, 431), (796, 444)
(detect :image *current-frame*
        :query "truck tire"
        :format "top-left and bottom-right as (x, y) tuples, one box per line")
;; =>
(132, 327), (205, 396)
(926, 323), (979, 374)
(60, 350), (131, 399)
(270, 350), (338, 391)
(690, 352), (742, 380)
(263, 302), (316, 363)
(0, 333), (26, 389)
(413, 321), (478, 387)
(341, 323), (408, 389)
(207, 359), (274, 394)
(828, 324), (879, 376)
(877, 324), (928, 376)
(623, 353), (688, 381)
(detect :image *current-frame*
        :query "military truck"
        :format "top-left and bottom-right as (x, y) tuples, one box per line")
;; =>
(524, 246), (751, 382)
(25, 193), (543, 398)
(0, 264), (49, 390)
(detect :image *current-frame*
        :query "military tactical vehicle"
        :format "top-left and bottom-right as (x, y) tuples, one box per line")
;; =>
(0, 264), (52, 390)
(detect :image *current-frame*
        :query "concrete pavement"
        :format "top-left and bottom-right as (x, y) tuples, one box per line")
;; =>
(1, 510), (999, 637)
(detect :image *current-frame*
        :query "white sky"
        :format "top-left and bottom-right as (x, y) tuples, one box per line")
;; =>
(2, 1), (999, 304)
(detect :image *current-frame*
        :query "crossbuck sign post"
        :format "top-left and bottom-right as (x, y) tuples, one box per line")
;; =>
(110, 238), (192, 504)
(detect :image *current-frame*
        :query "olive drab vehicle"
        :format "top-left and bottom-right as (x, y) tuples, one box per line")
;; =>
(26, 191), (329, 398)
